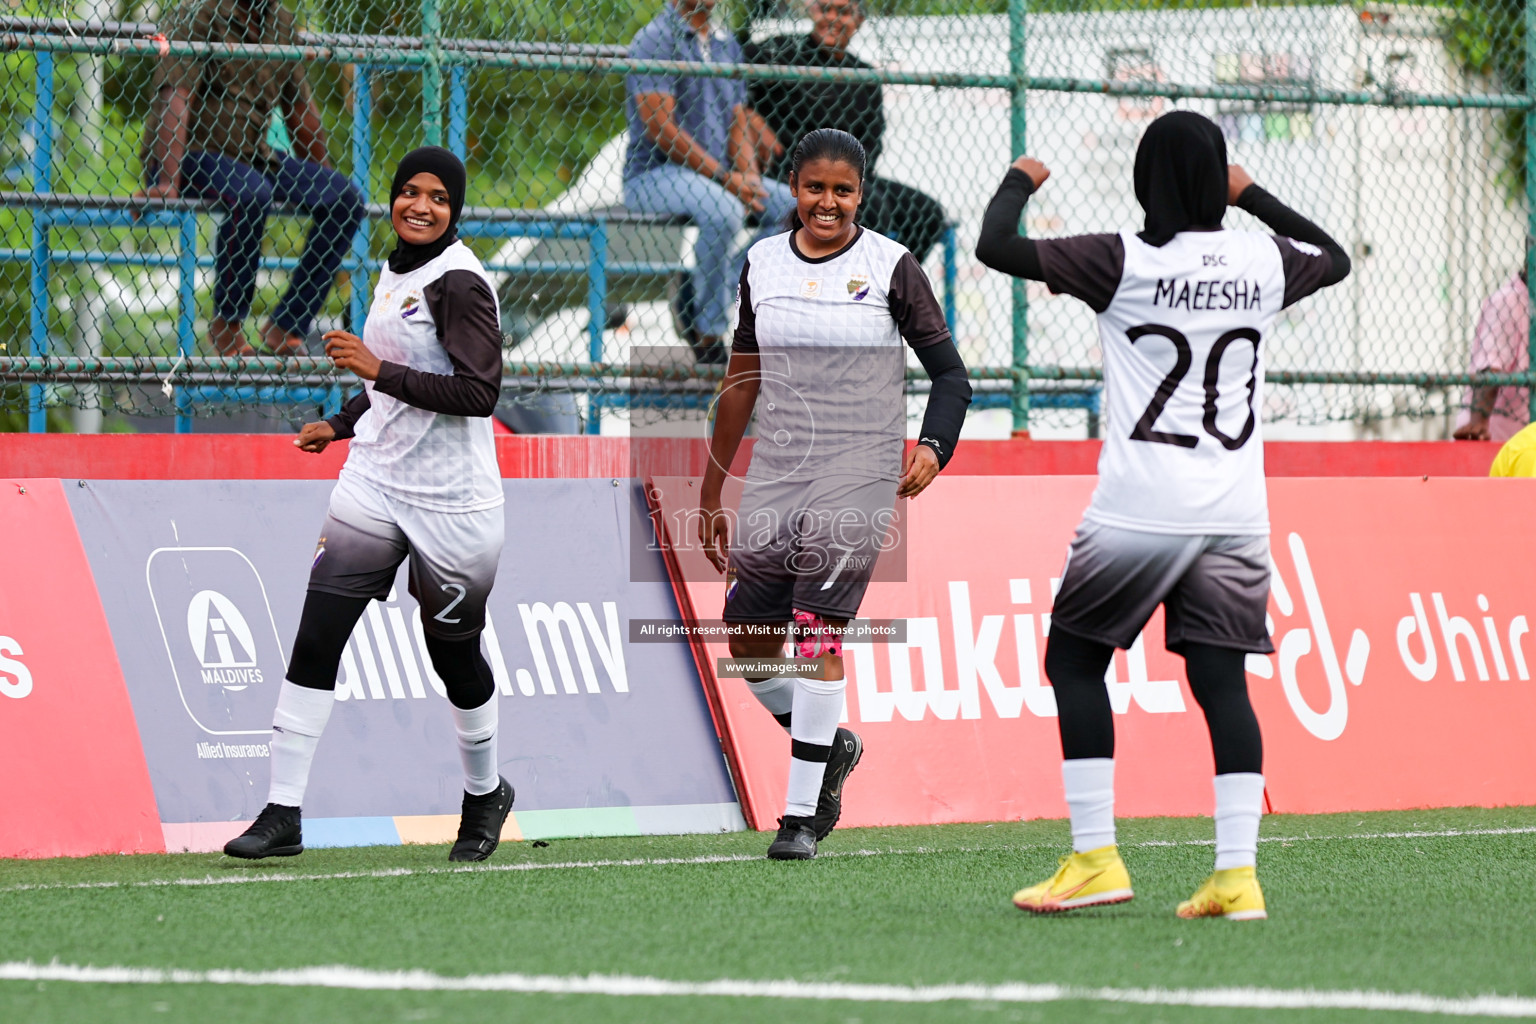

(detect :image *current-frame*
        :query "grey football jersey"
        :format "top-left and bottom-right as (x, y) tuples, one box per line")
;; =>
(343, 242), (503, 512)
(734, 228), (949, 483)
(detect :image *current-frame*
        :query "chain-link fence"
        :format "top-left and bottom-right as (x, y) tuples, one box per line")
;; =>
(0, 0), (1531, 438)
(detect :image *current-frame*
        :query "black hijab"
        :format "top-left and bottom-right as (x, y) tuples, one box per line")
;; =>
(1134, 111), (1228, 248)
(387, 147), (467, 273)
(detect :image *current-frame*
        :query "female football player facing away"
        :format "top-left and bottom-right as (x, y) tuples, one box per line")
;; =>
(699, 129), (972, 860)
(976, 111), (1349, 918)
(225, 147), (513, 862)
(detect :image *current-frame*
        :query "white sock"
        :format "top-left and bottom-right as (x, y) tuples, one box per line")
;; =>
(746, 675), (796, 729)
(783, 673), (846, 818)
(452, 694), (500, 797)
(267, 681), (336, 807)
(1062, 757), (1116, 853)
(1213, 772), (1265, 870)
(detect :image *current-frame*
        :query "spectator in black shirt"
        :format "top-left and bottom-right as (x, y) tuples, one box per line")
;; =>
(744, 0), (947, 262)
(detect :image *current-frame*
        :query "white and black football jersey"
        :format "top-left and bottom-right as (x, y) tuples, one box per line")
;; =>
(733, 227), (951, 483)
(1037, 228), (1331, 535)
(336, 241), (504, 513)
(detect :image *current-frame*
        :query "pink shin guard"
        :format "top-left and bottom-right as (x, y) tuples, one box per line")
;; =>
(792, 610), (844, 659)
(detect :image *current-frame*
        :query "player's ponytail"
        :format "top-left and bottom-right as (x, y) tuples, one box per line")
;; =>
(784, 128), (867, 232)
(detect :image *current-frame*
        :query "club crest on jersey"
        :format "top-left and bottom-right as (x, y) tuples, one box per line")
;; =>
(846, 274), (870, 301)
(400, 292), (422, 319)
(800, 279), (822, 299)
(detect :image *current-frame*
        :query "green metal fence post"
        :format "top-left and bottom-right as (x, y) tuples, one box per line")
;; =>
(421, 0), (444, 147)
(1527, 0), (1536, 422)
(1009, 0), (1030, 437)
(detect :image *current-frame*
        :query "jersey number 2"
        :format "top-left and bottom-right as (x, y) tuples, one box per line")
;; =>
(1126, 324), (1260, 451)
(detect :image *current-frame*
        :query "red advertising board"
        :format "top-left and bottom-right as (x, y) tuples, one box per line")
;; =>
(0, 433), (1501, 481)
(0, 479), (163, 857)
(648, 475), (1536, 830)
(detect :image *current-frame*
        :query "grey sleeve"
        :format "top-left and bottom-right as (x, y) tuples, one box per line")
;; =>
(888, 252), (951, 349)
(1035, 234), (1126, 314)
(373, 270), (502, 418)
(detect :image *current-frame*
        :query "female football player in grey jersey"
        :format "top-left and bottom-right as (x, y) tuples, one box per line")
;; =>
(224, 147), (514, 863)
(697, 128), (972, 861)
(976, 111), (1350, 918)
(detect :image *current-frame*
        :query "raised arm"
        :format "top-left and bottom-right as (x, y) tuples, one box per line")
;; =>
(976, 157), (1123, 313)
(975, 158), (1051, 280)
(1228, 165), (1351, 305)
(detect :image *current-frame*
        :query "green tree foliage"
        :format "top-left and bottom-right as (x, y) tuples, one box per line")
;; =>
(1444, 0), (1526, 199)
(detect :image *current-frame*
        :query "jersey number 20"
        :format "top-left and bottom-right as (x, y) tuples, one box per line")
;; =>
(1126, 324), (1260, 451)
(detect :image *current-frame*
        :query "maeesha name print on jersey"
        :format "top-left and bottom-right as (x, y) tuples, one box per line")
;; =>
(1152, 277), (1262, 312)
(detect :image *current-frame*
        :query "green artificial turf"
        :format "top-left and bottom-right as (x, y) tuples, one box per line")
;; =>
(2, 808), (1534, 1023)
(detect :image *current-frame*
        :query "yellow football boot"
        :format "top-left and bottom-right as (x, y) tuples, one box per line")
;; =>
(1177, 865), (1268, 920)
(1012, 845), (1134, 914)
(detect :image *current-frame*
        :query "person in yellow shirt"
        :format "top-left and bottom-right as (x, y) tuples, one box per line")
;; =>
(1489, 421), (1536, 476)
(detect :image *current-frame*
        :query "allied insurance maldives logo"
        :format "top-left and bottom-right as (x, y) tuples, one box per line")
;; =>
(146, 547), (288, 736)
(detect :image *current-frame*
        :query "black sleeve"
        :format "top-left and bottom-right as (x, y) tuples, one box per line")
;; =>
(912, 339), (971, 469)
(1234, 184), (1351, 307)
(373, 270), (503, 418)
(325, 389), (371, 440)
(888, 252), (951, 349)
(731, 259), (757, 354)
(974, 168), (1044, 280)
(975, 168), (1125, 313)
(886, 252), (969, 467)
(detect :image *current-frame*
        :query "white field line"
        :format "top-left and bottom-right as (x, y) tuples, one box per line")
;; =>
(3, 826), (1533, 896)
(0, 961), (1533, 1018)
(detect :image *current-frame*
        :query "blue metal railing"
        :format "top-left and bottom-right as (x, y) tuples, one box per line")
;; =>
(8, 54), (1031, 434)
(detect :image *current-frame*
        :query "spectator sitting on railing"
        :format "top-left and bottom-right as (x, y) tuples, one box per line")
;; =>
(1452, 270), (1530, 442)
(623, 0), (796, 365)
(743, 0), (947, 263)
(135, 0), (365, 357)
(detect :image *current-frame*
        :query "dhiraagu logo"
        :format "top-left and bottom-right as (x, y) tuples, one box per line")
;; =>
(147, 547), (287, 736)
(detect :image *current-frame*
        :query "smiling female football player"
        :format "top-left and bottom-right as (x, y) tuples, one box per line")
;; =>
(698, 128), (972, 860)
(224, 146), (514, 863)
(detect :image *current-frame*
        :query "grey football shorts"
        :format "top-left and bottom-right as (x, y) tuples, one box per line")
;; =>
(307, 473), (505, 640)
(1049, 519), (1274, 655)
(723, 474), (898, 623)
